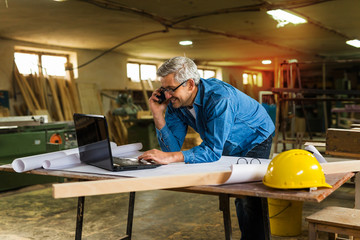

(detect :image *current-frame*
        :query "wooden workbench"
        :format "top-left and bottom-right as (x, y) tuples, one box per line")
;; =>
(0, 164), (356, 240)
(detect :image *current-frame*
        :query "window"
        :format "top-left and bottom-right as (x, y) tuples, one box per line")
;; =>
(14, 51), (69, 77)
(198, 68), (216, 79)
(243, 72), (263, 87)
(41, 55), (67, 76)
(14, 52), (39, 75)
(127, 62), (157, 82)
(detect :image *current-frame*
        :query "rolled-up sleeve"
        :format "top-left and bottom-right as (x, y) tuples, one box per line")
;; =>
(156, 110), (187, 152)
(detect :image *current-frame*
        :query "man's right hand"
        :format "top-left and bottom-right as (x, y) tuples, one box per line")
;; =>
(148, 88), (168, 129)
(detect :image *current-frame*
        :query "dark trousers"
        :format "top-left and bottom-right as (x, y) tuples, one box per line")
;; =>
(235, 136), (273, 240)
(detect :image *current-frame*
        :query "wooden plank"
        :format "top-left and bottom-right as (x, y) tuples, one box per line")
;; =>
(325, 151), (360, 158)
(51, 161), (360, 199)
(39, 73), (49, 109)
(326, 128), (360, 156)
(117, 116), (128, 144)
(182, 172), (354, 202)
(19, 71), (41, 110)
(56, 78), (72, 120)
(106, 113), (122, 145)
(321, 160), (360, 174)
(64, 80), (76, 113)
(47, 77), (65, 121)
(35, 73), (47, 109)
(52, 171), (231, 199)
(13, 64), (36, 113)
(77, 82), (103, 115)
(306, 206), (360, 229)
(304, 142), (326, 147)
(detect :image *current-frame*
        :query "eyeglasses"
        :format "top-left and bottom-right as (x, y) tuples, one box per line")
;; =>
(160, 80), (188, 95)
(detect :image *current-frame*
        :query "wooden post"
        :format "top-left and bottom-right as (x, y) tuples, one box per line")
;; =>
(65, 63), (82, 113)
(322, 63), (328, 130)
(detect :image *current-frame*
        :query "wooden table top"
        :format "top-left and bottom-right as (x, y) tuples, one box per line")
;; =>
(0, 164), (354, 202)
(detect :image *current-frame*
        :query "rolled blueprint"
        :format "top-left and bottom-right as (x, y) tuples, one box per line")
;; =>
(12, 151), (67, 173)
(42, 153), (81, 170)
(305, 145), (327, 163)
(224, 164), (269, 185)
(12, 142), (137, 173)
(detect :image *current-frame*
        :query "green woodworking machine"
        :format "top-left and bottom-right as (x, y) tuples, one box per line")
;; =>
(0, 116), (77, 191)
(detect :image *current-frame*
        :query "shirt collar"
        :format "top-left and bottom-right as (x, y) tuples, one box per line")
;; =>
(193, 78), (203, 107)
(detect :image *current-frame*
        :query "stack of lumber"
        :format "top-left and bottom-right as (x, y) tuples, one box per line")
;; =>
(12, 63), (82, 121)
(326, 128), (360, 158)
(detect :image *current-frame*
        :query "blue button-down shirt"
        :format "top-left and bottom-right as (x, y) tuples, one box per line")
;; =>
(156, 78), (275, 164)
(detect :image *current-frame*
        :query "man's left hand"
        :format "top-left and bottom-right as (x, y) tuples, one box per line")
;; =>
(138, 149), (184, 164)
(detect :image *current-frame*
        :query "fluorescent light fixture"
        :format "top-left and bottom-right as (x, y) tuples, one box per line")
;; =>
(346, 39), (360, 48)
(267, 9), (307, 28)
(179, 40), (193, 46)
(262, 60), (272, 65)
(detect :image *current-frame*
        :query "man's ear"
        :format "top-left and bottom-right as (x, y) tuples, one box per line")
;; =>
(188, 79), (196, 90)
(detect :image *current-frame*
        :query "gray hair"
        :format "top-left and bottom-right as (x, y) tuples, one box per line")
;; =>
(157, 56), (201, 85)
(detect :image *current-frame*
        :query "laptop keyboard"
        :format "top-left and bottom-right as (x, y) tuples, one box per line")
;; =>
(113, 157), (157, 166)
(113, 157), (141, 166)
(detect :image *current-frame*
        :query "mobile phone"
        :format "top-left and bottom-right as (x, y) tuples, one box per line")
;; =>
(156, 89), (166, 104)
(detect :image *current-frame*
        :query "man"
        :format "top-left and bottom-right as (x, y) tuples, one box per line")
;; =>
(138, 56), (275, 240)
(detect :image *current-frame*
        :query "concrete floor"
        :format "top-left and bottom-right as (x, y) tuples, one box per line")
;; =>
(0, 180), (356, 240)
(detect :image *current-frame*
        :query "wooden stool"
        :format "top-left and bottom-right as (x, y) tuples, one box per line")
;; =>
(306, 206), (360, 240)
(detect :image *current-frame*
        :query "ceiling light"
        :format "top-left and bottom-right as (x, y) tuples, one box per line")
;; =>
(346, 39), (360, 48)
(267, 9), (307, 28)
(262, 60), (272, 65)
(179, 40), (193, 46)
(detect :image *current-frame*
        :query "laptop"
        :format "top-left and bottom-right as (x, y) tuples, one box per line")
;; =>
(73, 113), (160, 171)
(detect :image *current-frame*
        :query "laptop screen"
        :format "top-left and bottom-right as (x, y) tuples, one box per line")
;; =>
(73, 113), (114, 170)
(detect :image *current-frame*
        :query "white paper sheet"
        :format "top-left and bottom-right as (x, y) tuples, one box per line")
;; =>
(224, 164), (269, 184)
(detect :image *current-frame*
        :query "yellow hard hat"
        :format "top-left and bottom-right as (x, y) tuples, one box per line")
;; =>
(263, 149), (332, 189)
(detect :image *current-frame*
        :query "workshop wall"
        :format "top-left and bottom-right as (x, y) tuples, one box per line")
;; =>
(75, 48), (128, 89)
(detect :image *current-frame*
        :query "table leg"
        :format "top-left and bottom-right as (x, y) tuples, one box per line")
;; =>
(355, 172), (360, 209)
(219, 194), (232, 240)
(75, 196), (85, 240)
(125, 192), (136, 240)
(261, 198), (271, 240)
